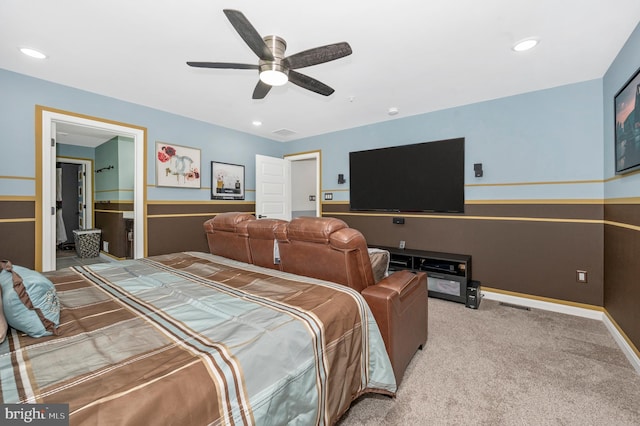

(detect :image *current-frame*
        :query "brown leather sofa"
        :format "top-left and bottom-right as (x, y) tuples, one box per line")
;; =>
(247, 218), (288, 270)
(203, 212), (428, 386)
(203, 212), (254, 263)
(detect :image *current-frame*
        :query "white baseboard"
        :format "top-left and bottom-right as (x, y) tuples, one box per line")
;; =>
(601, 314), (640, 375)
(481, 290), (603, 320)
(482, 290), (640, 375)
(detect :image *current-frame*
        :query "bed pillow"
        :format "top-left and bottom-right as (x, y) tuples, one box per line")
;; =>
(368, 248), (390, 283)
(0, 261), (60, 338)
(0, 289), (7, 343)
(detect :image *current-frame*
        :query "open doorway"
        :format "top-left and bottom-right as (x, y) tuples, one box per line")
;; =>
(289, 155), (320, 218)
(37, 106), (146, 272)
(255, 151), (321, 221)
(55, 157), (95, 268)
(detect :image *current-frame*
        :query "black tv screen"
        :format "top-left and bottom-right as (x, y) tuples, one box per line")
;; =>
(349, 138), (465, 213)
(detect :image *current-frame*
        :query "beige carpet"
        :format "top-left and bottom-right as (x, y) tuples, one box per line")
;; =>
(339, 297), (640, 425)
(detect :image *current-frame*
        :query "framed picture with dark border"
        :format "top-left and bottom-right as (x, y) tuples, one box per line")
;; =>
(155, 142), (201, 188)
(614, 66), (640, 174)
(211, 161), (245, 200)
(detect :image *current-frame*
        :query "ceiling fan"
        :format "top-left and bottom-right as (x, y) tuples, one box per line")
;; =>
(187, 9), (352, 99)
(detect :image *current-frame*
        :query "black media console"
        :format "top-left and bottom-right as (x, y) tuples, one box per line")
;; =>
(374, 246), (472, 304)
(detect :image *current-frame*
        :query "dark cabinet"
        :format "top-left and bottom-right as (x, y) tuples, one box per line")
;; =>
(373, 246), (471, 304)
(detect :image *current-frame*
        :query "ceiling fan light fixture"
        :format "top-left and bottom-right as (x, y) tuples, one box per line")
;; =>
(260, 70), (288, 86)
(259, 63), (289, 86)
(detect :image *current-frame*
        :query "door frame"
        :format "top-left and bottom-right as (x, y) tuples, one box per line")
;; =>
(36, 106), (147, 271)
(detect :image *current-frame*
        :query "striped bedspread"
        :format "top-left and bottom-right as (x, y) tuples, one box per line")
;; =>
(0, 252), (396, 425)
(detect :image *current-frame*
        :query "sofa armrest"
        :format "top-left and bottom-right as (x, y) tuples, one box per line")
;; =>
(370, 270), (425, 299)
(361, 270), (428, 385)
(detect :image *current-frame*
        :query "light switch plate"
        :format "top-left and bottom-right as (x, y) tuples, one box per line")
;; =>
(576, 270), (588, 283)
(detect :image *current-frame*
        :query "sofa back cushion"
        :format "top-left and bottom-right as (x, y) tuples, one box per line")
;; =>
(275, 217), (375, 292)
(246, 219), (288, 270)
(203, 212), (255, 263)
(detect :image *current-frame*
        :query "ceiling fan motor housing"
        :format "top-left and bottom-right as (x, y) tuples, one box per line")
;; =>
(259, 35), (289, 85)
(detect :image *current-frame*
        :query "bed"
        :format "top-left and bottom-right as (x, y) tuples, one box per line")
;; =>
(0, 251), (396, 425)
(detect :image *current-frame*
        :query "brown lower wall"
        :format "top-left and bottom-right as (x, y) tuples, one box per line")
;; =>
(323, 202), (604, 306)
(146, 202), (254, 256)
(0, 200), (36, 269)
(604, 204), (640, 354)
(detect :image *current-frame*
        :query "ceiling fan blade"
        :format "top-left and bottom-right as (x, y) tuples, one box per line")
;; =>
(223, 9), (274, 61)
(283, 42), (352, 69)
(252, 80), (272, 99)
(288, 70), (335, 96)
(187, 62), (258, 70)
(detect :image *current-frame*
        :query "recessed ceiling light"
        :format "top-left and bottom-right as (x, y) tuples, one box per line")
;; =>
(252, 120), (262, 126)
(512, 38), (539, 52)
(20, 47), (47, 59)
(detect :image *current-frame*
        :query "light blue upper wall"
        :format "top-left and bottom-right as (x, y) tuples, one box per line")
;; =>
(1, 66), (609, 203)
(603, 21), (640, 199)
(0, 68), (284, 200)
(288, 79), (604, 202)
(93, 136), (134, 202)
(118, 137), (134, 197)
(95, 137), (120, 201)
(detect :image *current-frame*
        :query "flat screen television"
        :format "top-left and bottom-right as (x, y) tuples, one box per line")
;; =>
(614, 65), (640, 174)
(349, 138), (465, 213)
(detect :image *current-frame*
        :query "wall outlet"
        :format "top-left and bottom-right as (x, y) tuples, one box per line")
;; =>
(309, 195), (316, 201)
(324, 193), (333, 200)
(399, 240), (406, 249)
(576, 270), (588, 283)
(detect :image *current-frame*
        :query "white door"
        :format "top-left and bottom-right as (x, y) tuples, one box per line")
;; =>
(255, 155), (291, 220)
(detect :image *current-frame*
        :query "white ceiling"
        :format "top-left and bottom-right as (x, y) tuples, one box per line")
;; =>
(2, 0), (640, 143)
(55, 122), (123, 147)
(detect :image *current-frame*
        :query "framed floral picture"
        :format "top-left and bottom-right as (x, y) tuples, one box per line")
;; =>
(156, 142), (201, 188)
(211, 161), (245, 200)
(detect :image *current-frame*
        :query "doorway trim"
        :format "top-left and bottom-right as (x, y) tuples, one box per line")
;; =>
(284, 150), (321, 216)
(36, 105), (147, 271)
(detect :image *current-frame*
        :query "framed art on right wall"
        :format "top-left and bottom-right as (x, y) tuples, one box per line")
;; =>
(614, 66), (640, 174)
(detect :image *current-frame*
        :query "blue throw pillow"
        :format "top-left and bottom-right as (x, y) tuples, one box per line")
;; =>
(0, 290), (7, 343)
(0, 261), (60, 338)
